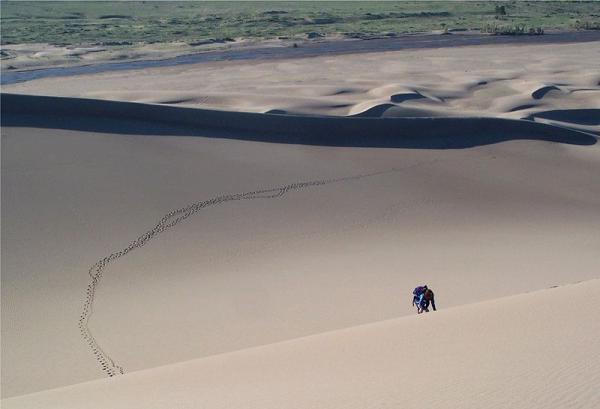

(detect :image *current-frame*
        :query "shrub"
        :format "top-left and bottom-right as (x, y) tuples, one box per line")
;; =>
(482, 23), (543, 35)
(573, 20), (600, 30)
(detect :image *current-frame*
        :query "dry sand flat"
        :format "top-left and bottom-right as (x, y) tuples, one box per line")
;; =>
(4, 41), (600, 135)
(2, 39), (600, 405)
(4, 280), (600, 409)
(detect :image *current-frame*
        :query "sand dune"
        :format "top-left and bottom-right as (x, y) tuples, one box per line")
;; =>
(4, 41), (599, 134)
(3, 93), (596, 149)
(531, 84), (562, 100)
(3, 94), (600, 398)
(2, 39), (599, 405)
(4, 280), (599, 409)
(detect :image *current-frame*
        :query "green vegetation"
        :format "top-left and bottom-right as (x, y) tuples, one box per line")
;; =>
(572, 19), (600, 30)
(482, 23), (544, 36)
(1, 1), (599, 46)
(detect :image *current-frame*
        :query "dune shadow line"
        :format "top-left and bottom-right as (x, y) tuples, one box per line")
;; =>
(525, 109), (600, 126)
(2, 93), (596, 148)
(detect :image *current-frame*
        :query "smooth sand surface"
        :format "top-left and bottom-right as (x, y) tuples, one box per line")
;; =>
(4, 280), (600, 409)
(3, 113), (599, 398)
(2, 40), (600, 405)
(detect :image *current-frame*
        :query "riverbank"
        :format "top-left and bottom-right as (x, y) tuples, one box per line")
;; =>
(3, 30), (600, 85)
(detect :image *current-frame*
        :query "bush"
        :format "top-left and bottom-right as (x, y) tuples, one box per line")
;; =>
(573, 20), (600, 30)
(482, 23), (543, 35)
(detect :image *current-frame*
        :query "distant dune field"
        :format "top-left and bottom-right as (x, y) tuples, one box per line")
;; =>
(5, 41), (599, 135)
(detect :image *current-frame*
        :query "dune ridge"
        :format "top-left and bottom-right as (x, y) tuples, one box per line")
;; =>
(4, 41), (599, 136)
(4, 279), (599, 409)
(3, 93), (596, 149)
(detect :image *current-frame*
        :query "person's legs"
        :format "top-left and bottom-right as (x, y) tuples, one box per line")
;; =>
(418, 293), (425, 313)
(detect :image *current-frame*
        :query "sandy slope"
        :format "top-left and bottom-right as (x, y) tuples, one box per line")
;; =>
(4, 280), (599, 409)
(4, 41), (600, 134)
(3, 106), (600, 398)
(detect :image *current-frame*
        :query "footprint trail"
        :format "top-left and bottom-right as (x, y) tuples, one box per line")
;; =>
(78, 165), (425, 377)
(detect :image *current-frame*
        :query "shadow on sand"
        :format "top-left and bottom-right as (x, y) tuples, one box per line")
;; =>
(526, 109), (600, 126)
(2, 93), (597, 149)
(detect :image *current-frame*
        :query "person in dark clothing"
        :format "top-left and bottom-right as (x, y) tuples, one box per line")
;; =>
(412, 285), (437, 313)
(421, 287), (437, 312)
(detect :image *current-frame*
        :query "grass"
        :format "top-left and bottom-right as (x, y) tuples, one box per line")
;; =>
(1, 1), (599, 46)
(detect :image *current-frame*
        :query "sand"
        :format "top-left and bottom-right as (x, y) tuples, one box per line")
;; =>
(2, 39), (600, 407)
(0, 38), (279, 72)
(4, 281), (600, 409)
(4, 32), (600, 74)
(4, 41), (600, 134)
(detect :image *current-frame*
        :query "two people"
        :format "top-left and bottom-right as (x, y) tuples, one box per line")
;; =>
(412, 285), (436, 314)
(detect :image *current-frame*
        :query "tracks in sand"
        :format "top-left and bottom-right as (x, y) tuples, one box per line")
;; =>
(77, 166), (421, 377)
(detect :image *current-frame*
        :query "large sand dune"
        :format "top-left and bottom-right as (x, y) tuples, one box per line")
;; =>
(3, 99), (600, 398)
(4, 280), (599, 409)
(2, 40), (600, 406)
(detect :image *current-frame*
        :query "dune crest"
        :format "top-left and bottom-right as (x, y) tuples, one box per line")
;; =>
(4, 280), (599, 409)
(3, 93), (596, 148)
(531, 84), (562, 100)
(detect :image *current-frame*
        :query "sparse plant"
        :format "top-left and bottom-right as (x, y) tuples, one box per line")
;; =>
(573, 20), (600, 30)
(482, 23), (543, 36)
